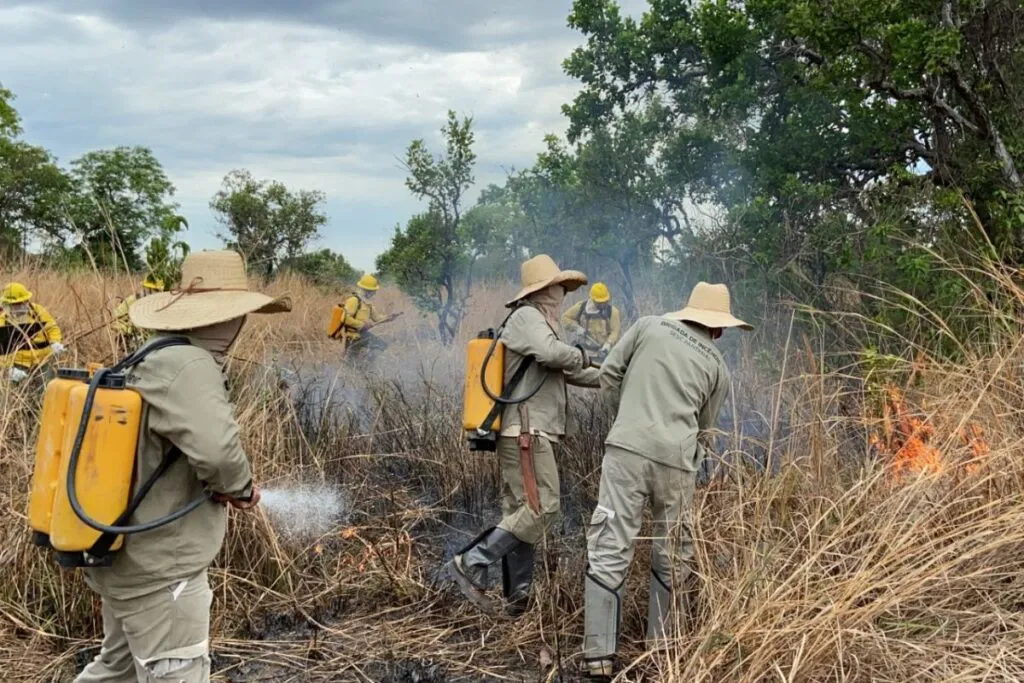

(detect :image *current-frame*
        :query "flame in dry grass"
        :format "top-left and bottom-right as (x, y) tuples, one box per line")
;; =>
(871, 386), (991, 479)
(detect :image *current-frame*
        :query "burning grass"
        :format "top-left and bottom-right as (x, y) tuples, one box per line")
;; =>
(0, 266), (1023, 681)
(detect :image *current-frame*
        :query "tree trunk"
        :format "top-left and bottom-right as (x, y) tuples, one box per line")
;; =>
(617, 257), (638, 321)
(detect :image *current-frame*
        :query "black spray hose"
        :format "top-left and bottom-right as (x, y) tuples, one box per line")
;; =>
(479, 326), (545, 405)
(66, 337), (209, 536)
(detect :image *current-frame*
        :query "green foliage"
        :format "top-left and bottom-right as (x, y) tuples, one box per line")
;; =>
(545, 0), (1024, 332)
(0, 85), (21, 139)
(377, 111), (477, 344)
(282, 248), (360, 287)
(145, 219), (191, 287)
(211, 169), (327, 280)
(0, 138), (73, 256)
(68, 146), (179, 270)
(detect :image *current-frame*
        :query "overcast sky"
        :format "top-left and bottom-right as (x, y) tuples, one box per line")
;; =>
(0, 0), (645, 270)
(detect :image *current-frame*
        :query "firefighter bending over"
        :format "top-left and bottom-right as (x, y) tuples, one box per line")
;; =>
(112, 275), (165, 354)
(562, 282), (621, 361)
(582, 283), (751, 680)
(0, 282), (65, 384)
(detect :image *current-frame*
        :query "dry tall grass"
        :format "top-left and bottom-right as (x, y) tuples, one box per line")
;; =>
(0, 267), (1022, 682)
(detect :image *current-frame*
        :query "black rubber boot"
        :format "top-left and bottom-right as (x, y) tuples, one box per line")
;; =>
(501, 541), (535, 618)
(449, 527), (521, 615)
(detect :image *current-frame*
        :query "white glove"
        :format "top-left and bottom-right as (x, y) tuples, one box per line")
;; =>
(9, 367), (28, 383)
(600, 343), (611, 354)
(50, 343), (66, 356)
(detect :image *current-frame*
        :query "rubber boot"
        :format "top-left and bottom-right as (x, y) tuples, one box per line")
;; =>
(501, 541), (534, 618)
(449, 527), (521, 615)
(583, 571), (622, 680)
(646, 570), (673, 649)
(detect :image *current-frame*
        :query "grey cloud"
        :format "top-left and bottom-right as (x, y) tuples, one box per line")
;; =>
(0, 0), (634, 269)
(18, 0), (576, 50)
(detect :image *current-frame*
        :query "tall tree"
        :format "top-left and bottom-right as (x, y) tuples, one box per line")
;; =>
(211, 169), (327, 280)
(557, 0), (1024, 304)
(377, 111), (477, 344)
(0, 87), (73, 256)
(68, 146), (179, 269)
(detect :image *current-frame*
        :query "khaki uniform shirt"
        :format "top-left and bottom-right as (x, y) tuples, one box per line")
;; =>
(85, 338), (253, 599)
(498, 305), (600, 439)
(600, 316), (730, 471)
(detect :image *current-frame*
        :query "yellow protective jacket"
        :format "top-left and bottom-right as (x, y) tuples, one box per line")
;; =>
(561, 301), (622, 348)
(341, 295), (385, 340)
(112, 294), (137, 335)
(0, 303), (62, 369)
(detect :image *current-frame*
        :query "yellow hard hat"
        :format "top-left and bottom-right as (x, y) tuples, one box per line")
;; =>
(590, 282), (611, 304)
(1, 282), (32, 305)
(142, 275), (165, 291)
(357, 274), (380, 292)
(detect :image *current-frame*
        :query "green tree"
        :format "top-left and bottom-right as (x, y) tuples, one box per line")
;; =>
(68, 146), (179, 269)
(0, 85), (21, 139)
(211, 169), (327, 280)
(0, 88), (73, 257)
(557, 0), (1024, 314)
(377, 111), (477, 344)
(282, 248), (360, 287)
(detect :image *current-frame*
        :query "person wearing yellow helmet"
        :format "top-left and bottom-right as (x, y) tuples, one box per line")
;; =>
(112, 275), (166, 354)
(561, 282), (622, 361)
(338, 273), (400, 356)
(0, 281), (64, 383)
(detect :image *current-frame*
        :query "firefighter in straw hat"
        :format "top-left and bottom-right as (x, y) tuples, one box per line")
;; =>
(75, 250), (290, 683)
(449, 254), (600, 617)
(582, 282), (751, 681)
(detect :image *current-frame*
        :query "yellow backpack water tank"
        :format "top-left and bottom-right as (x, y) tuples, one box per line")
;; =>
(327, 304), (347, 338)
(463, 334), (505, 432)
(27, 369), (89, 547)
(48, 375), (142, 555)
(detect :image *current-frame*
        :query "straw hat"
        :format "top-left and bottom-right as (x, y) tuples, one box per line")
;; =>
(130, 250), (291, 331)
(664, 282), (752, 331)
(506, 254), (587, 307)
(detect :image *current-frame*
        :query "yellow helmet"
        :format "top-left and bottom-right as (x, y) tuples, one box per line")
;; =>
(357, 273), (380, 292)
(1, 282), (32, 305)
(142, 275), (165, 291)
(590, 282), (611, 304)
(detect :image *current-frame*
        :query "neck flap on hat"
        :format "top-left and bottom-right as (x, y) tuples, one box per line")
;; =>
(526, 285), (565, 331)
(185, 316), (246, 364)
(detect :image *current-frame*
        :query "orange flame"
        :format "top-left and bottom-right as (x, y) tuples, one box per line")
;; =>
(871, 385), (991, 480)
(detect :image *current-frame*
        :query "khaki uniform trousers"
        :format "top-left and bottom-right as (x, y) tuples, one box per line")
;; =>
(75, 571), (212, 683)
(584, 447), (697, 662)
(495, 435), (560, 545)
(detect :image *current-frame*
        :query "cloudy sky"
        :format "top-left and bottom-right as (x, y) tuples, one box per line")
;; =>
(0, 0), (645, 270)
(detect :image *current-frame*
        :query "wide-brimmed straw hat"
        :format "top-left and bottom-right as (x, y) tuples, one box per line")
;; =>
(663, 282), (752, 331)
(130, 250), (291, 331)
(506, 254), (587, 307)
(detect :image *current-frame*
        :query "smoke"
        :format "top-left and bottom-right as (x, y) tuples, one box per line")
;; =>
(259, 484), (348, 540)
